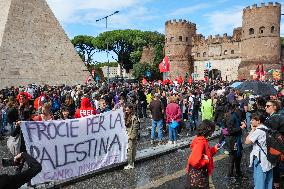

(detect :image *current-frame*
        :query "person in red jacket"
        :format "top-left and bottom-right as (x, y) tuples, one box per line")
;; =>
(74, 97), (97, 118)
(186, 120), (219, 189)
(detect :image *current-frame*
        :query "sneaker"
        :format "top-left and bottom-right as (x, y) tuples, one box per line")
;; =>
(158, 141), (163, 146)
(150, 140), (154, 145)
(173, 141), (177, 145)
(168, 141), (172, 144)
(124, 164), (134, 170)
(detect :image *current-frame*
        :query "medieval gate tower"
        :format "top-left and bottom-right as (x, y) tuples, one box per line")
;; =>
(238, 2), (281, 79)
(165, 19), (196, 80)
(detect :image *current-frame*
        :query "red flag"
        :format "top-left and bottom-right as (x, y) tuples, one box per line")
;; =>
(142, 78), (147, 85)
(188, 76), (192, 85)
(178, 76), (183, 84)
(255, 64), (260, 77)
(85, 75), (90, 84)
(159, 56), (169, 73)
(260, 64), (264, 76)
(91, 70), (95, 77)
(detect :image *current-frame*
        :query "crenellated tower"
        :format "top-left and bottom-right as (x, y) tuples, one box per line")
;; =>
(239, 2), (281, 79)
(165, 19), (196, 80)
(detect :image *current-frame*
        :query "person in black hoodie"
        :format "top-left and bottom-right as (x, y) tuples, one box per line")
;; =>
(6, 98), (18, 133)
(11, 94), (32, 174)
(0, 152), (42, 189)
(224, 101), (246, 180)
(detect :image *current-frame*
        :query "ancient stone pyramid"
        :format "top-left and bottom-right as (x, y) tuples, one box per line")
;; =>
(0, 0), (86, 88)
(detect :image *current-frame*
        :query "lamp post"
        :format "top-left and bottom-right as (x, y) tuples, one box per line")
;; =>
(96, 11), (119, 86)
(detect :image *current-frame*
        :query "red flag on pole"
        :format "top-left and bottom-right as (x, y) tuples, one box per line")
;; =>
(188, 76), (192, 85)
(178, 76), (183, 84)
(159, 56), (169, 73)
(260, 64), (264, 77)
(142, 78), (147, 85)
(85, 75), (90, 84)
(255, 64), (260, 80)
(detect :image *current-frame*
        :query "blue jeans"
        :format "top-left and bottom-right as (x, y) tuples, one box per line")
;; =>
(8, 122), (14, 133)
(188, 110), (194, 129)
(253, 159), (273, 189)
(246, 112), (251, 130)
(151, 119), (163, 141)
(169, 126), (177, 141)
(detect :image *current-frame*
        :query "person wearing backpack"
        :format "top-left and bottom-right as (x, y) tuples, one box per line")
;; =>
(192, 93), (201, 128)
(245, 112), (274, 189)
(264, 100), (284, 189)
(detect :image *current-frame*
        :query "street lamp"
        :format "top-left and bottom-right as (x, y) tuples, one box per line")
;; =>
(96, 11), (119, 86)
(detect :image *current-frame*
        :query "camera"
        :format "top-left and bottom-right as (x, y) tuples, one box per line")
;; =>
(1, 158), (17, 167)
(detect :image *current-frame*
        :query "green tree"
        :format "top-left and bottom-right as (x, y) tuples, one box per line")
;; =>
(93, 30), (164, 73)
(71, 35), (97, 64)
(93, 30), (143, 72)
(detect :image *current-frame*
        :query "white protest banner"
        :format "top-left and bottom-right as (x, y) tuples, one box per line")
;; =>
(20, 109), (128, 185)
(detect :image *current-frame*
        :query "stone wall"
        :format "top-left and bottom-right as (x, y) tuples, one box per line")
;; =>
(192, 41), (241, 61)
(165, 19), (196, 79)
(194, 58), (241, 81)
(140, 47), (155, 64)
(0, 0), (12, 46)
(0, 0), (86, 88)
(241, 2), (281, 63)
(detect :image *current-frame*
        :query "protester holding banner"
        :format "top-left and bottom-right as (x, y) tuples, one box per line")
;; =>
(60, 105), (72, 120)
(124, 103), (139, 170)
(74, 97), (96, 118)
(97, 99), (111, 114)
(33, 102), (54, 121)
(0, 152), (42, 189)
(62, 94), (76, 118)
(6, 97), (19, 133)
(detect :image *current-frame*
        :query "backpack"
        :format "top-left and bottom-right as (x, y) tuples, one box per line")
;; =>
(51, 97), (60, 113)
(257, 128), (284, 164)
(193, 96), (201, 109)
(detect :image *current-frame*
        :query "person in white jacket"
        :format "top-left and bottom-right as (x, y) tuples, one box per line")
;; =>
(245, 111), (274, 189)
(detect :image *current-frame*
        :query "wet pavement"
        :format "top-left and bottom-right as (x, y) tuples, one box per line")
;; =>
(1, 118), (283, 189)
(61, 139), (256, 189)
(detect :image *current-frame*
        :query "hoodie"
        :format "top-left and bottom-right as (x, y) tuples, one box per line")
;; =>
(186, 136), (217, 175)
(74, 97), (97, 118)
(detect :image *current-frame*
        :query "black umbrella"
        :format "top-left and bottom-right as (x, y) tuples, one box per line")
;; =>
(236, 81), (277, 96)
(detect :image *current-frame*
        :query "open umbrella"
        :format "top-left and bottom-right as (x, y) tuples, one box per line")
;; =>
(230, 81), (243, 88)
(237, 81), (277, 96)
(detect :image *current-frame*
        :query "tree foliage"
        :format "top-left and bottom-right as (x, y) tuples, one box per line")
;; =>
(71, 35), (97, 63)
(92, 30), (164, 73)
(72, 30), (164, 80)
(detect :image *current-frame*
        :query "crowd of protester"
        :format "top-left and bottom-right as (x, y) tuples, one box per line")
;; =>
(0, 79), (283, 188)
